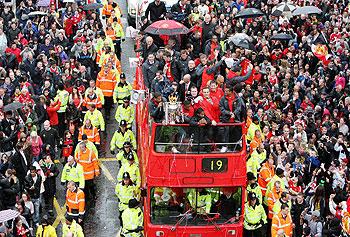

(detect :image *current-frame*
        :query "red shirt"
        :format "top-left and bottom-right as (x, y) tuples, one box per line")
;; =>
(47, 101), (61, 126)
(288, 180), (302, 193)
(210, 88), (224, 102)
(198, 97), (220, 122)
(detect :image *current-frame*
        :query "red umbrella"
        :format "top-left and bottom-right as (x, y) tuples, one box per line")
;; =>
(144, 20), (189, 35)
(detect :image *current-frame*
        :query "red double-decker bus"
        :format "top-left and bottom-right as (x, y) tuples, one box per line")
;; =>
(134, 68), (247, 237)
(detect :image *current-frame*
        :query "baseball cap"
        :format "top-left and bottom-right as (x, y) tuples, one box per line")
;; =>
(311, 210), (320, 217)
(120, 73), (126, 79)
(247, 172), (256, 181)
(123, 141), (132, 147)
(82, 134), (88, 140)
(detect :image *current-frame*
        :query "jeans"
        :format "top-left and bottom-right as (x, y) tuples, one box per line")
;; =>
(32, 197), (41, 224)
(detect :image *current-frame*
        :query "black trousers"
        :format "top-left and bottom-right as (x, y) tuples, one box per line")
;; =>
(104, 96), (113, 118)
(84, 179), (96, 200)
(244, 227), (263, 237)
(57, 112), (66, 137)
(119, 210), (124, 227)
(114, 40), (121, 60)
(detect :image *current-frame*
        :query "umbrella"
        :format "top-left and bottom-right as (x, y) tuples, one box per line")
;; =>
(292, 6), (322, 16)
(3, 102), (24, 112)
(270, 33), (293, 41)
(28, 11), (48, 17)
(83, 3), (103, 10)
(144, 20), (189, 35)
(36, 0), (50, 7)
(228, 33), (252, 45)
(234, 8), (265, 19)
(0, 210), (19, 222)
(234, 39), (255, 50)
(271, 2), (296, 17)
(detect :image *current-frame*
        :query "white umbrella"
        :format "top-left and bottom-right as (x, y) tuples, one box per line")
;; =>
(228, 33), (252, 45)
(0, 210), (19, 222)
(271, 2), (297, 17)
(28, 11), (48, 16)
(292, 6), (322, 16)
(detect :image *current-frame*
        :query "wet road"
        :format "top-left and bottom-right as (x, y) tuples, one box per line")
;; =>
(54, 0), (136, 235)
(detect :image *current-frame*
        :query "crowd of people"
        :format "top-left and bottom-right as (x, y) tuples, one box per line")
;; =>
(0, 0), (147, 235)
(137, 0), (350, 236)
(0, 0), (350, 236)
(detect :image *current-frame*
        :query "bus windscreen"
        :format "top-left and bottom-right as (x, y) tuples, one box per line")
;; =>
(150, 187), (242, 226)
(154, 125), (243, 154)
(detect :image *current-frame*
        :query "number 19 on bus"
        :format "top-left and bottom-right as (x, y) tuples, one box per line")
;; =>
(202, 158), (228, 173)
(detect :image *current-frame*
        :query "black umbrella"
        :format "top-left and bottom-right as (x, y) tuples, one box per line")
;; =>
(234, 8), (265, 19)
(234, 39), (255, 50)
(4, 101), (24, 112)
(270, 33), (293, 41)
(271, 2), (296, 17)
(83, 3), (104, 10)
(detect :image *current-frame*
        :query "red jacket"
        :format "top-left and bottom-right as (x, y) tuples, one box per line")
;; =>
(47, 101), (61, 126)
(196, 97), (220, 122)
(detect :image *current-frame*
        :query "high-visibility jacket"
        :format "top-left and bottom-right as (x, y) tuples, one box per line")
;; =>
(247, 122), (262, 141)
(112, 22), (124, 39)
(78, 125), (101, 145)
(244, 202), (267, 230)
(96, 69), (117, 97)
(342, 212), (350, 235)
(115, 182), (140, 211)
(55, 89), (69, 112)
(246, 184), (263, 204)
(75, 147), (100, 180)
(266, 175), (286, 196)
(99, 53), (122, 74)
(115, 104), (134, 127)
(271, 212), (293, 237)
(250, 149), (266, 165)
(113, 82), (132, 104)
(82, 95), (103, 109)
(95, 37), (114, 53)
(187, 189), (212, 214)
(117, 163), (141, 187)
(247, 156), (260, 178)
(266, 188), (282, 219)
(121, 207), (143, 237)
(84, 109), (105, 131)
(36, 224), (57, 237)
(107, 15), (122, 26)
(84, 87), (104, 105)
(62, 220), (84, 237)
(272, 199), (292, 217)
(110, 128), (136, 151)
(106, 27), (117, 41)
(74, 141), (99, 158)
(66, 188), (85, 218)
(102, 3), (113, 16)
(258, 162), (275, 196)
(117, 150), (139, 166)
(61, 162), (85, 189)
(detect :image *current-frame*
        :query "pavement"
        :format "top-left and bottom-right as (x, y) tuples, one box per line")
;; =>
(52, 1), (136, 235)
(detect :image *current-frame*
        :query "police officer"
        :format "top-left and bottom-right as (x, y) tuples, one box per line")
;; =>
(115, 172), (140, 227)
(187, 188), (212, 214)
(244, 192), (267, 237)
(61, 156), (85, 189)
(55, 83), (69, 136)
(117, 153), (141, 187)
(110, 120), (136, 154)
(116, 141), (139, 167)
(246, 172), (263, 204)
(121, 199), (143, 237)
(113, 73), (132, 105)
(115, 97), (134, 128)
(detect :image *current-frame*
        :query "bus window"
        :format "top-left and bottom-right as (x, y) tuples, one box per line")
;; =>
(154, 125), (243, 154)
(150, 187), (242, 226)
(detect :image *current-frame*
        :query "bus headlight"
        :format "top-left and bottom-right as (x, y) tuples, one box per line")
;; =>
(227, 230), (236, 236)
(155, 231), (164, 236)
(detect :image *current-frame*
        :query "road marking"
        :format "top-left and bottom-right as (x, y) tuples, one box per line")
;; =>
(100, 162), (117, 183)
(53, 197), (66, 228)
(99, 157), (118, 161)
